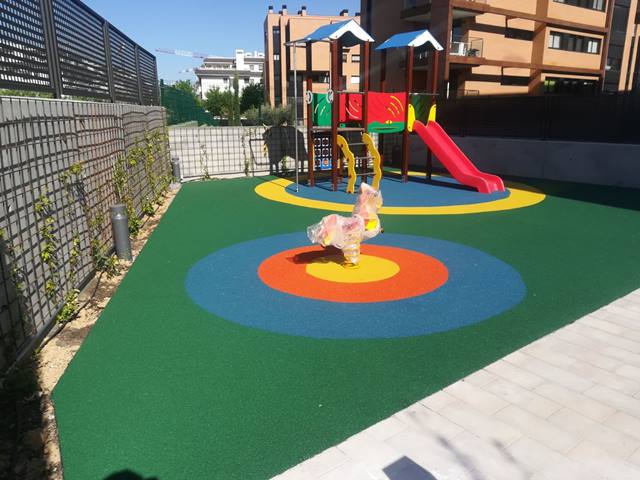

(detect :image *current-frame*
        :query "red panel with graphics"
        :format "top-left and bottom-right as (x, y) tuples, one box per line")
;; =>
(366, 92), (407, 133)
(338, 93), (364, 123)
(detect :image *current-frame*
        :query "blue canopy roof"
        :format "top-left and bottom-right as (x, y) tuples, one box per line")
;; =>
(290, 19), (374, 48)
(376, 29), (443, 51)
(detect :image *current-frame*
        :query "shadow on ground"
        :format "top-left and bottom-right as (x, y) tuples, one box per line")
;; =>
(383, 457), (438, 479)
(396, 162), (640, 211)
(104, 470), (158, 480)
(0, 358), (56, 479)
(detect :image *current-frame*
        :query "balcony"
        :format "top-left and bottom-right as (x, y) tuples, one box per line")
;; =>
(450, 36), (484, 58)
(402, 0), (487, 23)
(453, 88), (480, 98)
(401, 0), (432, 23)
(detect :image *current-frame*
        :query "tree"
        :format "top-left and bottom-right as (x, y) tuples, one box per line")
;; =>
(244, 104), (294, 126)
(172, 80), (200, 105)
(201, 76), (242, 125)
(240, 83), (264, 113)
(231, 75), (241, 126)
(203, 87), (234, 118)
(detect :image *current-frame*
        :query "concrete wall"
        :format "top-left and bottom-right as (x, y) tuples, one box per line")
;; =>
(388, 133), (640, 189)
(170, 125), (378, 180)
(170, 126), (309, 178)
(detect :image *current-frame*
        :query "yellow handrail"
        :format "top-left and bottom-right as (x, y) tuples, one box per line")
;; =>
(337, 135), (357, 194)
(337, 134), (383, 193)
(362, 133), (382, 190)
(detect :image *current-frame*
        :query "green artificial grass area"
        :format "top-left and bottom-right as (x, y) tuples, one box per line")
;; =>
(52, 177), (640, 479)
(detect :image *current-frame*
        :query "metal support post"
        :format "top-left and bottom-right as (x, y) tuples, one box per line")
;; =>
(102, 21), (116, 102)
(39, 0), (63, 98)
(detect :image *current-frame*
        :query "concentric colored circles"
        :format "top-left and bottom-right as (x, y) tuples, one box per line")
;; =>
(305, 253), (399, 283)
(184, 233), (526, 339)
(254, 172), (546, 215)
(258, 244), (448, 303)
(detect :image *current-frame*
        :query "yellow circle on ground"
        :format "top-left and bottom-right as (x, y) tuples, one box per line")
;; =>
(254, 171), (546, 216)
(306, 254), (400, 283)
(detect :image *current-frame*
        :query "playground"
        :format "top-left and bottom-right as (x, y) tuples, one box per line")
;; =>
(52, 174), (640, 479)
(50, 22), (640, 480)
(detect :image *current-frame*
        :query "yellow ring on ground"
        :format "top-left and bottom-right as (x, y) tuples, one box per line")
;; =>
(306, 254), (400, 283)
(255, 172), (546, 215)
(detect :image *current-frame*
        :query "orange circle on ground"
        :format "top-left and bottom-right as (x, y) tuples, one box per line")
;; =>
(257, 244), (448, 303)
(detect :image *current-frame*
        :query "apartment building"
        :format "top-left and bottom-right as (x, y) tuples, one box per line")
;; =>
(361, 0), (640, 96)
(264, 5), (362, 106)
(195, 50), (264, 99)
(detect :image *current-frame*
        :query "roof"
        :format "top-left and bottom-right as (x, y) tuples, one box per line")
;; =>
(290, 19), (374, 47)
(376, 29), (443, 51)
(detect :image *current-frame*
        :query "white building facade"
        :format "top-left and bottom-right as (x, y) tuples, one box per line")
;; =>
(196, 49), (264, 98)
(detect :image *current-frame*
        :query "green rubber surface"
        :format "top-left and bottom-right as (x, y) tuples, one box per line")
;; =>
(53, 177), (640, 479)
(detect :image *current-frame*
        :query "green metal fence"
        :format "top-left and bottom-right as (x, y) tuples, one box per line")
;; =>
(160, 85), (218, 126)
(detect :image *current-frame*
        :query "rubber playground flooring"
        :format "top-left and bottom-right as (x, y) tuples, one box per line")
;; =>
(53, 176), (640, 479)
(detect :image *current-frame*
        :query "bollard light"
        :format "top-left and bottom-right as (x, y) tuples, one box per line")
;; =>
(171, 157), (181, 183)
(110, 204), (132, 261)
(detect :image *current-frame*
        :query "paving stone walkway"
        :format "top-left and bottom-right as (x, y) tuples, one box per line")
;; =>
(274, 289), (640, 480)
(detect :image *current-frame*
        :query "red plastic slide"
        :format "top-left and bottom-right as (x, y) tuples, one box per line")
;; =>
(413, 120), (505, 194)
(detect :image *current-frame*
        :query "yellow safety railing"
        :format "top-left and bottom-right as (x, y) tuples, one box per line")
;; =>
(337, 134), (383, 194)
(362, 133), (381, 190)
(337, 135), (358, 194)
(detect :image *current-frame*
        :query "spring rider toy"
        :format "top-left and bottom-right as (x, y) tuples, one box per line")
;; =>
(307, 183), (383, 267)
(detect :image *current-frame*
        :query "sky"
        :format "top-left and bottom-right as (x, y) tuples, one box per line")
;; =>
(83, 0), (360, 84)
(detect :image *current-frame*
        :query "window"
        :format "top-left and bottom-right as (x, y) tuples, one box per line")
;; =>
(611, 4), (630, 32)
(501, 76), (529, 86)
(506, 28), (534, 41)
(272, 27), (281, 55)
(553, 0), (605, 12)
(273, 27), (282, 104)
(342, 53), (348, 62)
(548, 31), (601, 54)
(606, 57), (621, 71)
(544, 76), (598, 94)
(351, 54), (361, 63)
(586, 38), (599, 53)
(243, 77), (250, 84)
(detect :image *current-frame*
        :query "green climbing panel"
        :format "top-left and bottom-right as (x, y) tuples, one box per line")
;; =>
(312, 93), (332, 127)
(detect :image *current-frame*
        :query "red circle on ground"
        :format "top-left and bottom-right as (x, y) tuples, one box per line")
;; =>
(257, 244), (448, 303)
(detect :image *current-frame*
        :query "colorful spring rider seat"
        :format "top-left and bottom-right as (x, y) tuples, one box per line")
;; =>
(307, 183), (383, 267)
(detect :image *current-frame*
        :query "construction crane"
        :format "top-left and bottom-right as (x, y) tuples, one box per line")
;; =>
(155, 48), (210, 59)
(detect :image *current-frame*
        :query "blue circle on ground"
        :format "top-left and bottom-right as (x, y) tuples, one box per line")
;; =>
(286, 176), (510, 207)
(185, 233), (526, 339)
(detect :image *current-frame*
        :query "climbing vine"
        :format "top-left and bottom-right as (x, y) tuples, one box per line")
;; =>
(113, 152), (142, 237)
(199, 142), (211, 180)
(0, 228), (32, 359)
(280, 156), (290, 176)
(5, 125), (170, 335)
(143, 131), (158, 198)
(153, 129), (173, 202)
(0, 228), (30, 321)
(113, 129), (172, 234)
(34, 191), (58, 300)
